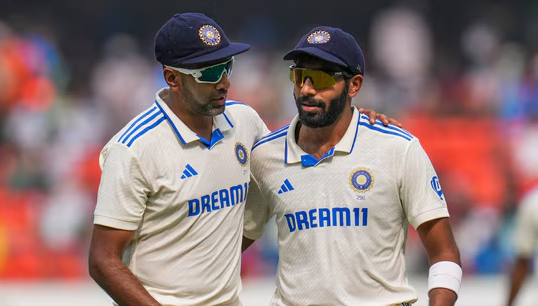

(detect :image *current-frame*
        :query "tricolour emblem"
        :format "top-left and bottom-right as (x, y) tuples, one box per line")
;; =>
(349, 168), (374, 193)
(199, 25), (221, 46)
(307, 30), (331, 44)
(235, 142), (248, 167)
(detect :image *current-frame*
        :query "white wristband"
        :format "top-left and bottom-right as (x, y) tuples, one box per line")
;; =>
(427, 261), (462, 296)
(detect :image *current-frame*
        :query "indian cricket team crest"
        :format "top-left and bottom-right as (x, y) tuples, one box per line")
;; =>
(307, 30), (331, 44)
(199, 25), (221, 46)
(235, 142), (249, 167)
(349, 168), (374, 193)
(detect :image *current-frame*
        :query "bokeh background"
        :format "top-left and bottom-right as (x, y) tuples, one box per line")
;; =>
(1, 0), (538, 305)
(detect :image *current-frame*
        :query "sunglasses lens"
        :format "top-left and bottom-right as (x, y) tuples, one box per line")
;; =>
(290, 69), (337, 89)
(198, 60), (234, 83)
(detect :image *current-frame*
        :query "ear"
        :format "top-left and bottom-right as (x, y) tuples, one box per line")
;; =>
(348, 75), (363, 98)
(163, 67), (181, 89)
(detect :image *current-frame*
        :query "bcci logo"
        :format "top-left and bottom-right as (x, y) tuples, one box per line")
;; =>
(199, 25), (221, 46)
(235, 142), (248, 167)
(307, 30), (331, 44)
(430, 176), (444, 201)
(349, 168), (374, 193)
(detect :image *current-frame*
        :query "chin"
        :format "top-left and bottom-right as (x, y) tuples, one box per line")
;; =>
(209, 106), (226, 116)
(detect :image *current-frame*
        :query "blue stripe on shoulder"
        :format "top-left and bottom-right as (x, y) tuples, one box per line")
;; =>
(259, 124), (290, 141)
(358, 121), (413, 141)
(225, 100), (250, 107)
(252, 130), (288, 151)
(127, 116), (167, 147)
(119, 106), (158, 143)
(120, 110), (163, 144)
(223, 112), (234, 128)
(359, 114), (413, 138)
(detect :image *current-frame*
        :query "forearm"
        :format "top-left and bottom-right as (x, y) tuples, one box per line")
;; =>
(428, 287), (457, 306)
(506, 257), (530, 306)
(418, 218), (462, 306)
(90, 258), (161, 306)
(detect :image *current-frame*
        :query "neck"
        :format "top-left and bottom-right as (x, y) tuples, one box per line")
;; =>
(164, 89), (214, 140)
(297, 106), (354, 159)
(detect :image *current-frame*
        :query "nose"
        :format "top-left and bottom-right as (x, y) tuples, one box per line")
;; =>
(216, 72), (231, 91)
(300, 77), (317, 96)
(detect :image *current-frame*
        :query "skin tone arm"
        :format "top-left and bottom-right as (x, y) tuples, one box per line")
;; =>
(417, 217), (461, 306)
(506, 256), (531, 306)
(88, 225), (161, 306)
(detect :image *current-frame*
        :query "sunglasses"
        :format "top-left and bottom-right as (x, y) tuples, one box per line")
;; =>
(166, 57), (234, 84)
(289, 65), (349, 90)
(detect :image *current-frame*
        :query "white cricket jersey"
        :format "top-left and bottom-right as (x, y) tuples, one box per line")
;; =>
(513, 186), (538, 257)
(94, 88), (269, 306)
(244, 106), (450, 306)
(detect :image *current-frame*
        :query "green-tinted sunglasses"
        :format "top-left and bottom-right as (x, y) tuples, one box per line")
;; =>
(290, 65), (348, 90)
(167, 57), (234, 84)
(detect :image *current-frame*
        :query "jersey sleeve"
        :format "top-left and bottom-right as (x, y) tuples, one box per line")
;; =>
(243, 174), (271, 240)
(400, 138), (450, 229)
(513, 195), (538, 257)
(94, 142), (152, 230)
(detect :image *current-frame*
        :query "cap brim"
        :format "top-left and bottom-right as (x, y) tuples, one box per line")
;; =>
(182, 43), (250, 65)
(283, 47), (347, 67)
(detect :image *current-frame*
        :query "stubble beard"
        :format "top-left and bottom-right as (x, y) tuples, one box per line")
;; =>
(181, 77), (226, 117)
(294, 82), (350, 128)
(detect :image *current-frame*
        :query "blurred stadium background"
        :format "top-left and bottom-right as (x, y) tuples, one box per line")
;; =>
(1, 0), (538, 305)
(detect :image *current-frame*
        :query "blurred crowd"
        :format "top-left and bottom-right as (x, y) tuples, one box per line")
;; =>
(1, 6), (538, 280)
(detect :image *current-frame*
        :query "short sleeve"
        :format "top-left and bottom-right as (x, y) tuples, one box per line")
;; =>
(94, 142), (152, 230)
(400, 139), (450, 229)
(513, 193), (538, 257)
(243, 175), (271, 240)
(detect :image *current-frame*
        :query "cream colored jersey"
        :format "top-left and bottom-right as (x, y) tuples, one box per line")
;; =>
(94, 88), (269, 306)
(244, 106), (450, 306)
(513, 187), (538, 257)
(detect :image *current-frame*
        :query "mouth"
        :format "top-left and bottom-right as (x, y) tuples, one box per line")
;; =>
(214, 95), (227, 105)
(300, 103), (323, 112)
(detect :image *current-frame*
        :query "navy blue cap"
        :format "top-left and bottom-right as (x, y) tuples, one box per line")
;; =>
(283, 26), (365, 76)
(155, 13), (250, 66)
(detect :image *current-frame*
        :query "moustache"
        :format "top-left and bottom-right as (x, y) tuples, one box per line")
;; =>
(296, 95), (325, 108)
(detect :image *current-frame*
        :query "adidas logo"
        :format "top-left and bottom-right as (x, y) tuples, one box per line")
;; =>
(278, 179), (295, 194)
(181, 164), (198, 179)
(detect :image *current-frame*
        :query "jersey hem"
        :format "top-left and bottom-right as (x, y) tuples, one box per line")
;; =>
(410, 207), (450, 229)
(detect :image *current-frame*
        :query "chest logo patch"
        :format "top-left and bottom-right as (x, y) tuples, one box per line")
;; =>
(349, 168), (374, 193)
(235, 142), (249, 167)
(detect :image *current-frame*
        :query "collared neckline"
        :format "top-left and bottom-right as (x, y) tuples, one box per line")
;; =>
(155, 88), (235, 149)
(285, 106), (361, 167)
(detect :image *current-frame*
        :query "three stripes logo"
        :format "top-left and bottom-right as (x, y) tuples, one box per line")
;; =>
(118, 106), (166, 147)
(181, 164), (198, 179)
(277, 179), (294, 194)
